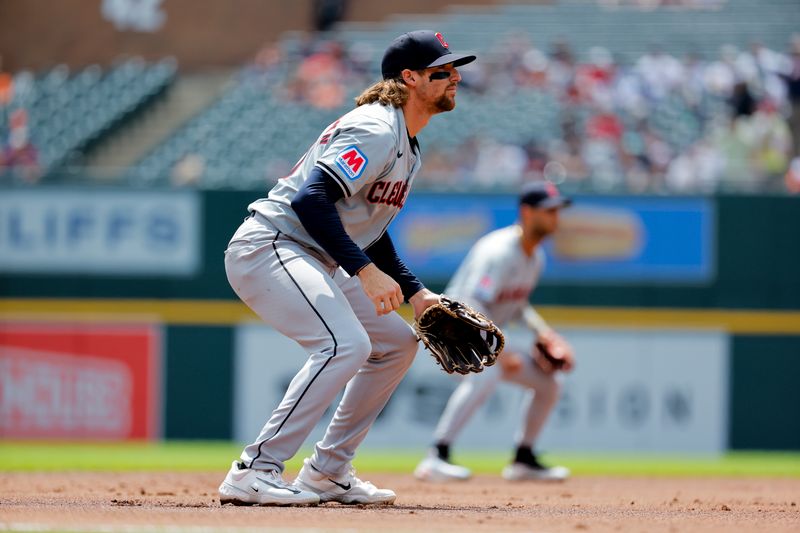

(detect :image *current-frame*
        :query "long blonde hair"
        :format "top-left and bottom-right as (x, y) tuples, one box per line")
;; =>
(355, 78), (409, 107)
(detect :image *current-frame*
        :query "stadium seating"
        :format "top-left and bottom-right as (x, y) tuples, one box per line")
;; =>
(123, 0), (799, 190)
(1, 57), (177, 178)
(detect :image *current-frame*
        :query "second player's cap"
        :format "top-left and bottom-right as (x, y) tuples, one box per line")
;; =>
(381, 30), (476, 79)
(519, 181), (573, 209)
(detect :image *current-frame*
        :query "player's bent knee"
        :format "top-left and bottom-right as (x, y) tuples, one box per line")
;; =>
(345, 329), (374, 365)
(539, 376), (561, 404)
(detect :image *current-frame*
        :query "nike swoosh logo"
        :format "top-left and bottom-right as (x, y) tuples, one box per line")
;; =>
(328, 479), (351, 491)
(397, 151), (403, 158)
(256, 476), (301, 494)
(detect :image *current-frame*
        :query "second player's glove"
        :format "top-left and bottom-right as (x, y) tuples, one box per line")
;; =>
(414, 296), (505, 375)
(533, 330), (574, 373)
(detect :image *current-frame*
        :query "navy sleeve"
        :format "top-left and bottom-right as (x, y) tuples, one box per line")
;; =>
(365, 232), (425, 302)
(291, 167), (371, 276)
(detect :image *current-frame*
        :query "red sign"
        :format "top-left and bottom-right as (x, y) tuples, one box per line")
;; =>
(0, 322), (161, 440)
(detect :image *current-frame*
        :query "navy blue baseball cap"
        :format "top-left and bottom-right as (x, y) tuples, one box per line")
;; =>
(381, 30), (476, 80)
(519, 181), (572, 209)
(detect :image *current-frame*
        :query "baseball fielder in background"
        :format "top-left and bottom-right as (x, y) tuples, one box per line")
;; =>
(219, 31), (476, 506)
(415, 182), (576, 482)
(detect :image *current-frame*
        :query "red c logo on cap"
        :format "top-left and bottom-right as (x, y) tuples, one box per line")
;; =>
(435, 32), (449, 49)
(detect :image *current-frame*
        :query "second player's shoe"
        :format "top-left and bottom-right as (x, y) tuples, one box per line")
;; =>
(294, 458), (396, 504)
(219, 460), (320, 506)
(501, 449), (570, 481)
(414, 455), (472, 482)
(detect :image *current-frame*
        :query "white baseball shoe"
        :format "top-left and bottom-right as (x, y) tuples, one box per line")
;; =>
(219, 461), (320, 506)
(293, 458), (396, 505)
(502, 460), (570, 481)
(414, 456), (472, 482)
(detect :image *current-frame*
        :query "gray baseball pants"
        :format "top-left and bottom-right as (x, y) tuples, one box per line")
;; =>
(225, 215), (418, 476)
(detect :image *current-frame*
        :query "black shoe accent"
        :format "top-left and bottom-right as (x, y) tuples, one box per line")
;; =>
(435, 443), (451, 462)
(329, 479), (351, 491)
(514, 446), (546, 470)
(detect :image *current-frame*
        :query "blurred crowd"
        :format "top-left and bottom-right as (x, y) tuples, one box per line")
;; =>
(430, 33), (800, 193)
(0, 56), (41, 183)
(242, 32), (800, 194)
(4, 27), (800, 195)
(597, 0), (727, 9)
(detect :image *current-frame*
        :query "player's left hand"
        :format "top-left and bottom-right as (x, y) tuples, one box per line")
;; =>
(533, 329), (575, 373)
(409, 288), (441, 320)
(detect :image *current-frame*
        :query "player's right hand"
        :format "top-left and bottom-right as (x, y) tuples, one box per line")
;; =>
(533, 329), (575, 373)
(357, 263), (403, 316)
(498, 349), (523, 375)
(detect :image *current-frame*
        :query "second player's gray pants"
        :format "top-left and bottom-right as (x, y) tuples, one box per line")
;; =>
(225, 215), (418, 476)
(433, 351), (561, 448)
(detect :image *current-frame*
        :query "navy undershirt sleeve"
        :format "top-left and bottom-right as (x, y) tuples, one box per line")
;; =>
(291, 167), (371, 276)
(365, 232), (425, 302)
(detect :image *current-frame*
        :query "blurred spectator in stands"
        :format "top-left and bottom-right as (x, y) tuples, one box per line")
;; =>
(703, 45), (737, 97)
(586, 102), (624, 144)
(488, 31), (537, 95)
(241, 43), (285, 86)
(641, 124), (673, 183)
(519, 47), (550, 89)
(347, 41), (375, 81)
(458, 60), (490, 94)
(780, 36), (800, 157)
(729, 81), (756, 118)
(613, 56), (649, 119)
(636, 44), (684, 101)
(549, 116), (590, 188)
(549, 138), (589, 189)
(665, 139), (723, 192)
(681, 51), (708, 111)
(584, 138), (623, 190)
(10, 70), (35, 106)
(312, 0), (348, 32)
(734, 42), (790, 105)
(171, 152), (205, 187)
(289, 40), (350, 109)
(748, 99), (793, 186)
(1, 109), (40, 183)
(575, 46), (616, 105)
(785, 156), (800, 193)
(473, 137), (528, 187)
(713, 117), (756, 190)
(547, 38), (577, 98)
(0, 55), (13, 108)
(522, 140), (549, 182)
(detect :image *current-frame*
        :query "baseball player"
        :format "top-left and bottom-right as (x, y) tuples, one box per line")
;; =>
(218, 31), (476, 506)
(414, 181), (575, 482)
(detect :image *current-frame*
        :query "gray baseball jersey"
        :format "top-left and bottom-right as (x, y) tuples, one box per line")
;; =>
(445, 225), (545, 327)
(249, 101), (421, 266)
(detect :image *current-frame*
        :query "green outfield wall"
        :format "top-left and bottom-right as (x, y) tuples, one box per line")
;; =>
(1, 189), (798, 449)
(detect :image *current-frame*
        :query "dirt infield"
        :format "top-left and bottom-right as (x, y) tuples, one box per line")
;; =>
(1, 472), (798, 532)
